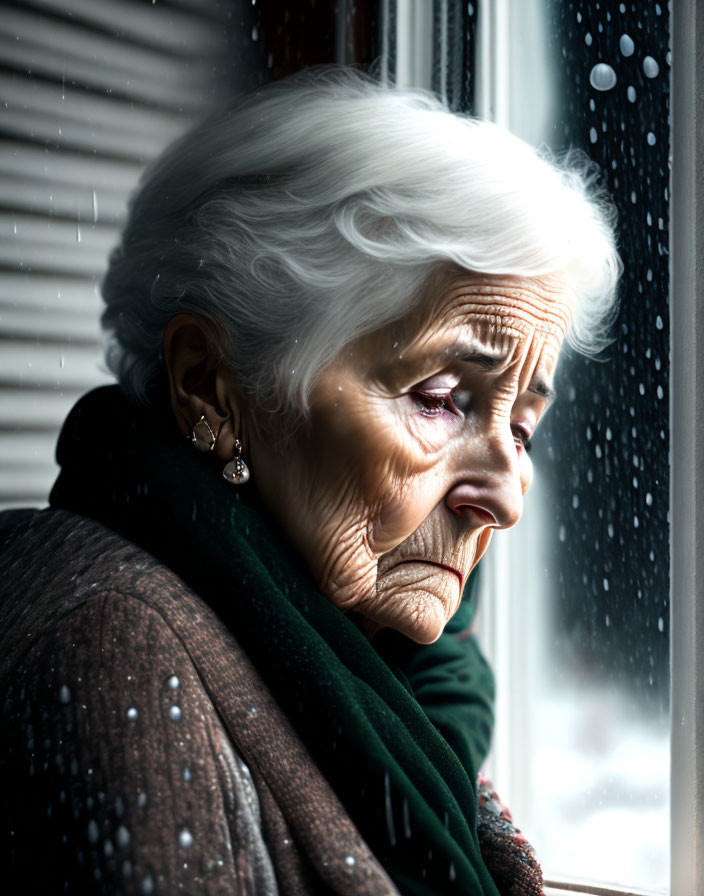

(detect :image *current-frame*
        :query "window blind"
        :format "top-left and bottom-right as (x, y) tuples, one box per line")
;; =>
(0, 0), (230, 509)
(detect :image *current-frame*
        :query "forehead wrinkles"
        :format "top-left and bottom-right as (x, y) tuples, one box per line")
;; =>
(435, 280), (573, 342)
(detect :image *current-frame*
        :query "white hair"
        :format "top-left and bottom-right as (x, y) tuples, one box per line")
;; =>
(102, 69), (620, 413)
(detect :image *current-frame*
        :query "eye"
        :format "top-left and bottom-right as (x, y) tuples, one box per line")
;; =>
(413, 391), (454, 417)
(512, 424), (532, 454)
(412, 387), (472, 419)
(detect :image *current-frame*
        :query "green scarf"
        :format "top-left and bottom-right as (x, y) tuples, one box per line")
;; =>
(50, 386), (499, 896)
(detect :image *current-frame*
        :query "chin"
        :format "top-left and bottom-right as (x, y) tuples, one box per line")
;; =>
(383, 589), (452, 645)
(405, 606), (448, 644)
(366, 565), (463, 644)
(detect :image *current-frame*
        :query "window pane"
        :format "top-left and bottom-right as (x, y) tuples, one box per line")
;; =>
(488, 1), (670, 890)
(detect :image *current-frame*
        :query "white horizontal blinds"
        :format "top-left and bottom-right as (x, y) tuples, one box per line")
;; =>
(0, 0), (230, 510)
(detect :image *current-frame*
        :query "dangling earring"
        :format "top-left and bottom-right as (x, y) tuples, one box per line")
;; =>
(191, 415), (216, 452)
(223, 438), (250, 485)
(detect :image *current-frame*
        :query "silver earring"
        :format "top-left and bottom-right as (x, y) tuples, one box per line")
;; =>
(223, 438), (250, 485)
(191, 415), (216, 452)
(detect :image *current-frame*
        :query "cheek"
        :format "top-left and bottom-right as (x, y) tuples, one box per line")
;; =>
(365, 421), (459, 552)
(371, 473), (445, 553)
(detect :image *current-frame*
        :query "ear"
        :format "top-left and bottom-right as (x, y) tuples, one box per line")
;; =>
(163, 314), (242, 461)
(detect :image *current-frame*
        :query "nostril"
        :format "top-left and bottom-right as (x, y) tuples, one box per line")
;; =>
(450, 503), (497, 525)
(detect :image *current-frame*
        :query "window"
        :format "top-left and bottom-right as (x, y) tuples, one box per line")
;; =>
(472, 2), (671, 893)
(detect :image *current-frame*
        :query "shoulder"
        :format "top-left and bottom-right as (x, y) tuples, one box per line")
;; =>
(0, 511), (281, 894)
(0, 508), (218, 681)
(0, 506), (189, 604)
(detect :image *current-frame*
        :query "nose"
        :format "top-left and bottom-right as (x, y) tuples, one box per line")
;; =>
(445, 435), (524, 529)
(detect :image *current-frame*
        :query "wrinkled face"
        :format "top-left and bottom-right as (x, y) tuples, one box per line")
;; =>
(249, 271), (571, 644)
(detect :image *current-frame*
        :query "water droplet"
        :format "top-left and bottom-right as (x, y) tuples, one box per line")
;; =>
(647, 132), (656, 146)
(646, 492), (653, 505)
(92, 190), (98, 223)
(137, 792), (147, 809)
(627, 85), (637, 103)
(449, 861), (456, 881)
(104, 839), (114, 857)
(126, 707), (138, 720)
(183, 766), (191, 781)
(643, 56), (660, 78)
(603, 578), (610, 592)
(658, 617), (664, 632)
(140, 875), (154, 894)
(251, 25), (258, 41)
(167, 675), (180, 690)
(585, 32), (593, 46)
(345, 855), (355, 867)
(87, 819), (99, 844)
(169, 706), (182, 721)
(656, 315), (664, 330)
(59, 685), (71, 704)
(179, 828), (193, 848)
(116, 825), (130, 848)
(589, 127), (598, 144)
(76, 224), (81, 243)
(559, 525), (566, 542)
(619, 33), (635, 56)
(590, 63), (617, 91)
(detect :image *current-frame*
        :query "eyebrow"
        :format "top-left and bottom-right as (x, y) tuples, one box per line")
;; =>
(446, 344), (557, 404)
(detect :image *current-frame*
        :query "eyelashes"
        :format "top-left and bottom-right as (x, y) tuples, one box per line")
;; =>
(411, 390), (533, 453)
(412, 388), (472, 418)
(412, 391), (457, 417)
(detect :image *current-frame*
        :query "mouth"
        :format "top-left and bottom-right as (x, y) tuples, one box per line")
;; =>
(387, 559), (464, 591)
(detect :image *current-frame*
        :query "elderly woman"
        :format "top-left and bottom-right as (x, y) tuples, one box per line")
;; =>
(0, 72), (618, 895)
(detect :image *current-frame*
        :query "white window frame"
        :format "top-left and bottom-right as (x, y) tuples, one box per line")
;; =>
(669, 2), (703, 894)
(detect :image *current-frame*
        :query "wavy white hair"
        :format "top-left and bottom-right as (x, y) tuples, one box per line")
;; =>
(102, 69), (620, 413)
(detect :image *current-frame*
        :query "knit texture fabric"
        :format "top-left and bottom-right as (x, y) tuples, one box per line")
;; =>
(0, 509), (399, 895)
